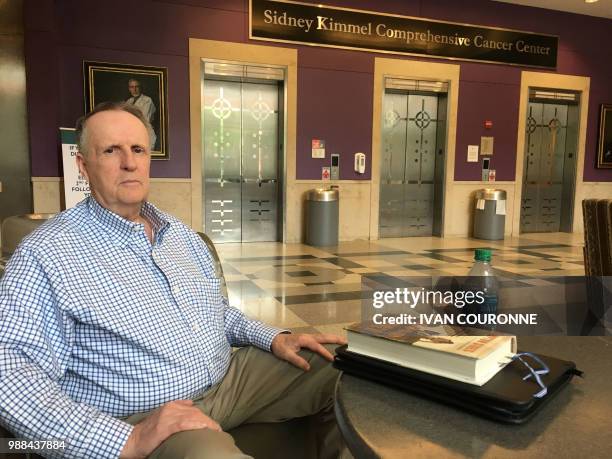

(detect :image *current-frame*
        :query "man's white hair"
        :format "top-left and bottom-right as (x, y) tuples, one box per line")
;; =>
(75, 101), (155, 155)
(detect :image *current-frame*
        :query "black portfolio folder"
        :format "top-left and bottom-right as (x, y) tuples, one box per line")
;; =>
(334, 345), (581, 424)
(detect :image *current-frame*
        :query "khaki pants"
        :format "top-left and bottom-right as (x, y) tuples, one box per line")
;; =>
(122, 345), (343, 459)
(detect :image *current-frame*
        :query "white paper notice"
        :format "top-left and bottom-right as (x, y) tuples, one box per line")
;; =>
(476, 199), (485, 210)
(312, 139), (325, 158)
(60, 128), (90, 209)
(467, 145), (479, 162)
(480, 136), (494, 155)
(496, 199), (506, 215)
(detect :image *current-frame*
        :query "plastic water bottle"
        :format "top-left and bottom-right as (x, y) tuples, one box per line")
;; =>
(465, 248), (499, 324)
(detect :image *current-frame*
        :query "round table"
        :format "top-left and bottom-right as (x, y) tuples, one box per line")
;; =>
(334, 336), (612, 458)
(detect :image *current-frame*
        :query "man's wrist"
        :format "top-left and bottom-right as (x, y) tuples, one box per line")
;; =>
(253, 324), (289, 352)
(269, 330), (292, 351)
(119, 424), (141, 459)
(78, 413), (134, 459)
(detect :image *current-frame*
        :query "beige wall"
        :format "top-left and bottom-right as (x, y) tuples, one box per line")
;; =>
(32, 176), (612, 239)
(30, 177), (371, 242)
(31, 178), (192, 226)
(32, 177), (63, 214)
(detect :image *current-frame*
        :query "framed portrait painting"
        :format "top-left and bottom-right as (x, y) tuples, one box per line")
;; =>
(84, 61), (169, 159)
(597, 104), (612, 169)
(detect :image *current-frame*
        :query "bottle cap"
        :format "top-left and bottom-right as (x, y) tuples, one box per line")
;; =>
(474, 248), (492, 262)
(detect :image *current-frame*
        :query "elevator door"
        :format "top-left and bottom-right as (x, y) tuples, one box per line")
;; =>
(379, 91), (446, 237)
(520, 100), (578, 233)
(203, 79), (281, 243)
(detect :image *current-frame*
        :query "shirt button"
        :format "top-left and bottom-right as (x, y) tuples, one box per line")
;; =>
(172, 285), (181, 295)
(192, 324), (200, 332)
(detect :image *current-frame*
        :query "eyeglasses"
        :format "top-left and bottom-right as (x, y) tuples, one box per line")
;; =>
(512, 352), (550, 398)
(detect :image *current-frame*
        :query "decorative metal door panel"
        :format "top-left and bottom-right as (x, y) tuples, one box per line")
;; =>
(379, 92), (408, 238)
(203, 80), (242, 243)
(521, 101), (571, 233)
(241, 83), (279, 242)
(379, 183), (404, 238)
(404, 183), (421, 233)
(381, 93), (408, 184)
(203, 79), (280, 243)
(204, 184), (242, 243)
(380, 91), (442, 237)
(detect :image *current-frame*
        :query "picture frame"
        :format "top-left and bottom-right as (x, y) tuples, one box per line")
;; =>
(83, 61), (169, 159)
(597, 103), (612, 169)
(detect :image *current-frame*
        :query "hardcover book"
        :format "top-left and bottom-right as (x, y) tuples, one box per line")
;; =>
(346, 322), (517, 386)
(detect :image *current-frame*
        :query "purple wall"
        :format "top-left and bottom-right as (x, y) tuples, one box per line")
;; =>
(297, 47), (373, 180)
(24, 0), (612, 182)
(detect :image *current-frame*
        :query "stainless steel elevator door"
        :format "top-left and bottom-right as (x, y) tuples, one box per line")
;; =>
(379, 91), (445, 237)
(521, 101), (577, 233)
(203, 79), (280, 243)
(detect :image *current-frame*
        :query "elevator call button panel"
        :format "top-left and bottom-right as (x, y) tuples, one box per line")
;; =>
(331, 154), (340, 180)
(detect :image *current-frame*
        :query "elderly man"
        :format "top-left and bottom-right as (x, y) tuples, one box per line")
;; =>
(0, 102), (346, 458)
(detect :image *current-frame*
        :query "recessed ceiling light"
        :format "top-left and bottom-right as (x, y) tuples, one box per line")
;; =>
(584, 0), (599, 4)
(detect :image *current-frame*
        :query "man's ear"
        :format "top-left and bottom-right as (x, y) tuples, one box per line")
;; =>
(76, 152), (89, 181)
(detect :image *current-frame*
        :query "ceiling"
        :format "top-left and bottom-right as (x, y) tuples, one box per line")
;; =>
(494, 0), (612, 19)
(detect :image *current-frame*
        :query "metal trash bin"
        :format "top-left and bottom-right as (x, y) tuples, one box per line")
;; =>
(473, 189), (506, 240)
(306, 188), (339, 246)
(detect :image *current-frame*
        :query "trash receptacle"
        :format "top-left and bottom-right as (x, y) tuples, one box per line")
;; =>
(306, 188), (339, 246)
(473, 189), (506, 240)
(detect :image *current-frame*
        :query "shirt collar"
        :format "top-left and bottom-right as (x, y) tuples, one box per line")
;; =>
(87, 196), (170, 247)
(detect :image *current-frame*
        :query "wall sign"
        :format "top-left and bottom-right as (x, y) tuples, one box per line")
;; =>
(480, 136), (494, 156)
(312, 138), (326, 158)
(250, 0), (558, 68)
(467, 145), (479, 163)
(60, 128), (90, 209)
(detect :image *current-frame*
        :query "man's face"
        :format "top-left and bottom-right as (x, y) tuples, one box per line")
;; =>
(76, 110), (150, 217)
(128, 80), (141, 97)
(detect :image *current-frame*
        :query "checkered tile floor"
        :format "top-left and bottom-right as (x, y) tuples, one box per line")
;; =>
(215, 233), (586, 337)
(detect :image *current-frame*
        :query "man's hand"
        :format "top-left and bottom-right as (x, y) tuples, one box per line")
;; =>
(270, 333), (347, 371)
(119, 400), (221, 459)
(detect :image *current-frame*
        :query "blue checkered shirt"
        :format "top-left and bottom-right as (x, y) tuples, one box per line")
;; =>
(0, 197), (283, 458)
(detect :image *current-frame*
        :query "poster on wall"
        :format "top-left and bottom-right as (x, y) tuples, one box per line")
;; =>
(480, 136), (494, 156)
(597, 104), (612, 169)
(312, 139), (326, 158)
(60, 128), (90, 209)
(83, 61), (169, 159)
(467, 145), (479, 162)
